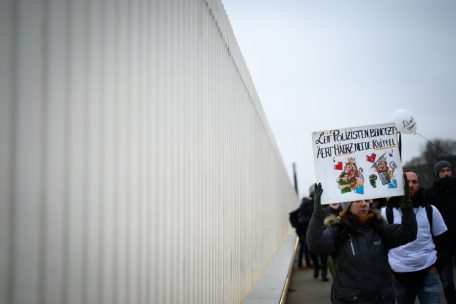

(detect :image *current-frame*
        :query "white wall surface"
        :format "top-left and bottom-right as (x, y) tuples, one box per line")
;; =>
(0, 0), (298, 303)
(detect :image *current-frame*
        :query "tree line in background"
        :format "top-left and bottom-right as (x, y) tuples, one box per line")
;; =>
(404, 138), (456, 189)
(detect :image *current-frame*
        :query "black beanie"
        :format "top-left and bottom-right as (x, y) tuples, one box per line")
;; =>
(433, 160), (452, 178)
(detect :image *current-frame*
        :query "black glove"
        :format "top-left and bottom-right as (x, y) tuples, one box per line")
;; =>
(400, 174), (412, 209)
(314, 183), (324, 215)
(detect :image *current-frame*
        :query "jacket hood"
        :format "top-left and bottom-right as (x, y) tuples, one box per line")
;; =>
(324, 214), (340, 227)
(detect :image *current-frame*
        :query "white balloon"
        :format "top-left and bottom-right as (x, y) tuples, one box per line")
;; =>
(392, 108), (417, 134)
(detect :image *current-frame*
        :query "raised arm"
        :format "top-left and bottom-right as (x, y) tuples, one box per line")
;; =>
(306, 183), (338, 255)
(382, 174), (417, 249)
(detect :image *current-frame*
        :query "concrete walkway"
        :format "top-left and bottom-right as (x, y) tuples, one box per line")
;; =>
(285, 257), (332, 304)
(285, 253), (452, 304)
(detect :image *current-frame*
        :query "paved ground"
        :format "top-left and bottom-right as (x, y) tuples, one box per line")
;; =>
(285, 258), (332, 304)
(285, 253), (453, 304)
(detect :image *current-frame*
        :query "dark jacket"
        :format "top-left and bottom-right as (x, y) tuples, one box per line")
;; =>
(306, 207), (417, 303)
(295, 197), (314, 237)
(426, 176), (456, 241)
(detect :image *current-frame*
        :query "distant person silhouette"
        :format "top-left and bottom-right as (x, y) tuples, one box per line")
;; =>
(289, 196), (313, 268)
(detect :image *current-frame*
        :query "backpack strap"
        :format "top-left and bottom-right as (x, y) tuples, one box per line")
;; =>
(388, 204), (434, 235)
(424, 204), (433, 236)
(386, 206), (394, 224)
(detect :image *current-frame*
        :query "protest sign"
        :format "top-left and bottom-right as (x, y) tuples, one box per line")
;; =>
(312, 122), (404, 205)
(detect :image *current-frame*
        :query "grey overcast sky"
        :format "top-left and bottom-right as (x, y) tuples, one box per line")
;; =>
(222, 0), (456, 199)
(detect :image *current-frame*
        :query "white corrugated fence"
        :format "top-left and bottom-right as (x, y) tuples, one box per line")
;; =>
(0, 0), (298, 303)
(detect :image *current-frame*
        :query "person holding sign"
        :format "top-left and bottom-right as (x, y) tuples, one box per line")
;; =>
(306, 175), (417, 304)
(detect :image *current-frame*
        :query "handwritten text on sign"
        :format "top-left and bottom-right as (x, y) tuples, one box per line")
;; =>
(312, 123), (404, 205)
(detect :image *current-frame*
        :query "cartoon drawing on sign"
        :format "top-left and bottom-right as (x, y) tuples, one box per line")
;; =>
(370, 153), (398, 189)
(313, 123), (404, 204)
(335, 157), (364, 194)
(369, 174), (378, 188)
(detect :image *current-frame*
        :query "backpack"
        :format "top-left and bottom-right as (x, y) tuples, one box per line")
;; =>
(289, 209), (299, 228)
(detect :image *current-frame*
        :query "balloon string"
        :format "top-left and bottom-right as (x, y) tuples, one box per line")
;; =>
(415, 132), (447, 154)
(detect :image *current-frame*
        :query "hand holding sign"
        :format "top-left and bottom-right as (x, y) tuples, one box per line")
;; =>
(400, 174), (412, 209)
(313, 183), (324, 214)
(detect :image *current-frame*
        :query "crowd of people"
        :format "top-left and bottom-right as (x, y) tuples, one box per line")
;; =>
(289, 160), (456, 304)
